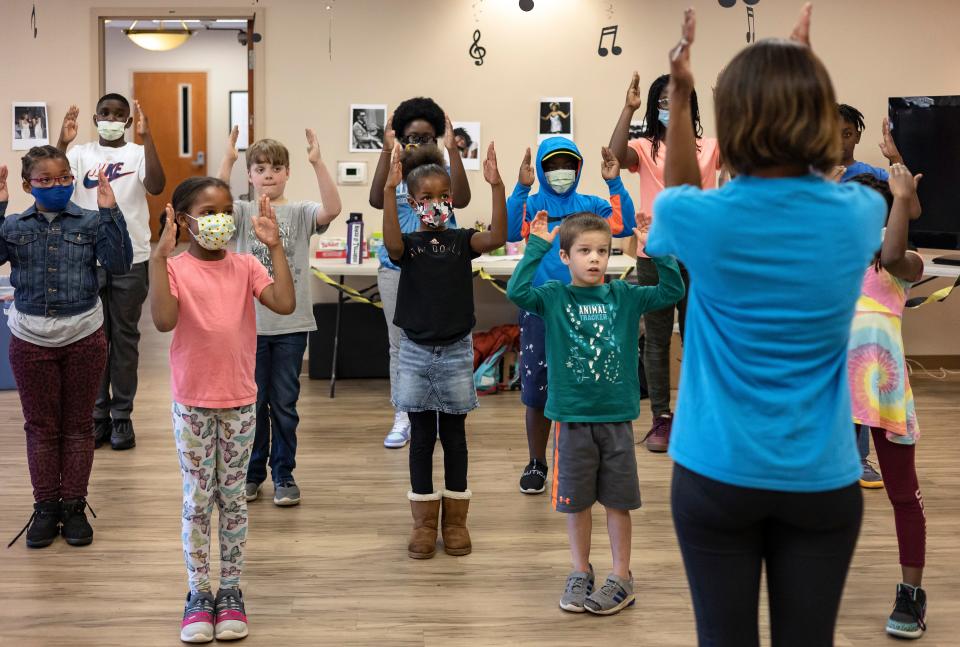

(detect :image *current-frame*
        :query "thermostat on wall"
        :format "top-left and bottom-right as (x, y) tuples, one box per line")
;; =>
(338, 161), (367, 185)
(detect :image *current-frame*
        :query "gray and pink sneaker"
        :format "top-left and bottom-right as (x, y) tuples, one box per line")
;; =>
(214, 588), (249, 641)
(180, 590), (215, 643)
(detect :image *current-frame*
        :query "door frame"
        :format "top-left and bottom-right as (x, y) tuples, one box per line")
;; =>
(92, 6), (264, 148)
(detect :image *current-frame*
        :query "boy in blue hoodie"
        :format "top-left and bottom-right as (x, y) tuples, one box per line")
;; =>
(507, 137), (636, 495)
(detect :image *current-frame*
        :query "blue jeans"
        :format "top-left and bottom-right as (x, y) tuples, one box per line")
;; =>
(247, 332), (308, 486)
(856, 424), (870, 461)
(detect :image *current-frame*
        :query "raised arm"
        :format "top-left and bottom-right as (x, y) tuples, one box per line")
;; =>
(306, 127), (343, 225)
(216, 125), (240, 184)
(55, 105), (80, 152)
(93, 167), (133, 275)
(609, 72), (643, 169)
(506, 147), (535, 242)
(442, 114), (472, 209)
(253, 195), (296, 315)
(368, 114), (396, 209)
(879, 117), (905, 166)
(471, 142), (508, 253)
(881, 163), (924, 281)
(506, 211), (553, 315)
(149, 205), (180, 332)
(594, 146), (637, 237)
(664, 9), (702, 189)
(135, 100), (166, 195)
(382, 142), (405, 261)
(631, 214), (685, 309)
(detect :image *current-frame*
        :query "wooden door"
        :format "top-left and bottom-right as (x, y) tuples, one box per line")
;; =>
(133, 71), (207, 241)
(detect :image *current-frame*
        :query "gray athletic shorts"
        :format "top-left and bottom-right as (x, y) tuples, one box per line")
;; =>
(552, 421), (642, 513)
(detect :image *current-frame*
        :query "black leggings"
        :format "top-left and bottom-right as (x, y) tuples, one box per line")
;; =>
(409, 411), (468, 495)
(671, 464), (862, 647)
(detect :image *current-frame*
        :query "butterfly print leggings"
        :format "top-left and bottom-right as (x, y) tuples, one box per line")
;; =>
(172, 401), (256, 592)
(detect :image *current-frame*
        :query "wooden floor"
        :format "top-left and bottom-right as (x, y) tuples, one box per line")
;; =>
(1, 318), (959, 647)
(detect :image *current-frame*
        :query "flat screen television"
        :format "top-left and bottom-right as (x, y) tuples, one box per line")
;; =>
(889, 96), (960, 256)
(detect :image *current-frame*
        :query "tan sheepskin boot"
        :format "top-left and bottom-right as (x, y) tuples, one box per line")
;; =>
(407, 491), (441, 559)
(441, 489), (472, 556)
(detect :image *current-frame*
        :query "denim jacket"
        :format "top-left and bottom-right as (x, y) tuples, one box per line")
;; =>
(0, 200), (133, 317)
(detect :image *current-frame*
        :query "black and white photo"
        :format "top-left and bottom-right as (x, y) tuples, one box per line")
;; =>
(538, 97), (573, 142)
(350, 104), (387, 152)
(452, 121), (481, 171)
(12, 102), (49, 150)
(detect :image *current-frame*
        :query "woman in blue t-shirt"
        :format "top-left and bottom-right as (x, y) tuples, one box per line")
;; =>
(646, 7), (886, 646)
(368, 98), (470, 450)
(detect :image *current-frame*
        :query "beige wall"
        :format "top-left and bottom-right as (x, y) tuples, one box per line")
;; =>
(103, 26), (249, 196)
(2, 0), (959, 355)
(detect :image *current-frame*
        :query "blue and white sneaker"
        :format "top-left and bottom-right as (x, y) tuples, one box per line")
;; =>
(585, 572), (635, 616)
(886, 583), (926, 639)
(384, 411), (411, 449)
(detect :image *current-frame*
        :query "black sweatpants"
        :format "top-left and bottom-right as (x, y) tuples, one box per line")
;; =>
(409, 411), (468, 495)
(671, 464), (863, 647)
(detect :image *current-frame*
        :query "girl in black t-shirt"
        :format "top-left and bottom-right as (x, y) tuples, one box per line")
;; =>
(383, 141), (507, 560)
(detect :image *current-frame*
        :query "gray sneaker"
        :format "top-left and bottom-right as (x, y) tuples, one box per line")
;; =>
(244, 482), (260, 502)
(559, 565), (595, 613)
(859, 459), (884, 489)
(273, 480), (301, 506)
(585, 572), (635, 615)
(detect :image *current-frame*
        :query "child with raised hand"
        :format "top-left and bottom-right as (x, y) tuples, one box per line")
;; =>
(647, 6), (887, 645)
(847, 166), (929, 639)
(217, 126), (342, 507)
(507, 138), (636, 497)
(383, 140), (506, 560)
(507, 210), (682, 615)
(150, 178), (295, 643)
(4, 146), (132, 550)
(608, 71), (719, 453)
(369, 97), (471, 450)
(838, 103), (904, 182)
(57, 96), (165, 451)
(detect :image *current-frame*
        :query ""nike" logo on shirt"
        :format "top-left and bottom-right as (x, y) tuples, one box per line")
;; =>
(82, 162), (136, 189)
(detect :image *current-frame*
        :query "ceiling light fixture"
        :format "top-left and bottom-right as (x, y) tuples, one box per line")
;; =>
(124, 19), (193, 51)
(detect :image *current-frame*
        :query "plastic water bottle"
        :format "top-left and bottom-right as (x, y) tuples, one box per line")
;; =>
(346, 212), (364, 264)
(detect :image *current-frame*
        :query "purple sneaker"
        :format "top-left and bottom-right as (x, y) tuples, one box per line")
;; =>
(643, 414), (672, 453)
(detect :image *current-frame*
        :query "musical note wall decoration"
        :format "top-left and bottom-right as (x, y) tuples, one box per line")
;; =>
(519, 0), (534, 11)
(30, 3), (38, 38)
(746, 6), (755, 43)
(597, 25), (622, 57)
(469, 30), (486, 66)
(718, 0), (759, 7)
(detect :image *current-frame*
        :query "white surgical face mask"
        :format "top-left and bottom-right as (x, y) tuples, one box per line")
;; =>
(185, 213), (236, 251)
(658, 109), (670, 127)
(545, 169), (576, 194)
(97, 120), (126, 141)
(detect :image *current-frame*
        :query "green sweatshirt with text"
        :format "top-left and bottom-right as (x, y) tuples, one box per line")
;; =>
(507, 235), (685, 422)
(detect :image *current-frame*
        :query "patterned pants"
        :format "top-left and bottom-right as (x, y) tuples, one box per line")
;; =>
(173, 402), (255, 592)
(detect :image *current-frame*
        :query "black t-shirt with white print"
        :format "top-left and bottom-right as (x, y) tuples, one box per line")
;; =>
(391, 227), (481, 346)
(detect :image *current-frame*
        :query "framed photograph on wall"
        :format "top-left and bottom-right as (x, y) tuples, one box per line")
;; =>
(350, 104), (387, 153)
(229, 91), (249, 151)
(12, 102), (49, 150)
(451, 121), (481, 171)
(538, 97), (573, 142)
(629, 119), (646, 140)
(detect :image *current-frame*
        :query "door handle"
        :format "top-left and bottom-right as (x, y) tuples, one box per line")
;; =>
(193, 151), (206, 167)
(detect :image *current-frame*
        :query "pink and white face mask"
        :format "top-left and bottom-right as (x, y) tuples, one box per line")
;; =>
(413, 199), (454, 229)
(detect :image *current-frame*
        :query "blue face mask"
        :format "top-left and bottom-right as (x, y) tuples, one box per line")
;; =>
(30, 184), (74, 212)
(658, 108), (670, 128)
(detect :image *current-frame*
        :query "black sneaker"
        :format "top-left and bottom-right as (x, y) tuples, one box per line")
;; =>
(94, 418), (112, 449)
(60, 498), (96, 546)
(111, 419), (136, 450)
(7, 500), (61, 548)
(886, 583), (927, 639)
(519, 459), (548, 494)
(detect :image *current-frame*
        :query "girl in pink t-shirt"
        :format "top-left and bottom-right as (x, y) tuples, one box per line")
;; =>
(149, 177), (295, 643)
(608, 72), (719, 451)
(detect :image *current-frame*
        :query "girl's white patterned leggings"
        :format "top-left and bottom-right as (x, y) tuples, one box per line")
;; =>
(172, 401), (256, 592)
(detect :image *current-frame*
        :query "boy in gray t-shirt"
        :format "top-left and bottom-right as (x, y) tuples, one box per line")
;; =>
(218, 127), (341, 506)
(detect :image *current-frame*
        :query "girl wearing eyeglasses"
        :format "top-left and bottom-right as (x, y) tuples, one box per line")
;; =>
(607, 72), (720, 456)
(368, 98), (472, 451)
(2, 145), (132, 550)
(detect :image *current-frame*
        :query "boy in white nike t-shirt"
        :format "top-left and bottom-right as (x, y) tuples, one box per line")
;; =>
(56, 93), (166, 451)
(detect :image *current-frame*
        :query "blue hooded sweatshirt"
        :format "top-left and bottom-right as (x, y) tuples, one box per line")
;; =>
(506, 137), (636, 287)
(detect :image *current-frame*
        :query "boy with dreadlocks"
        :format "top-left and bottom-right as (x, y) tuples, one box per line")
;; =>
(838, 103), (904, 182)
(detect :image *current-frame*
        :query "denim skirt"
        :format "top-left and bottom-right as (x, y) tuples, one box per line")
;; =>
(393, 332), (479, 415)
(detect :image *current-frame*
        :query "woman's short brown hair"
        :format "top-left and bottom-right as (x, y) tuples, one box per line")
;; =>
(715, 39), (841, 175)
(246, 138), (290, 170)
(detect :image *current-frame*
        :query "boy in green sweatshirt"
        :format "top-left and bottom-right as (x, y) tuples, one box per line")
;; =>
(506, 210), (684, 616)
